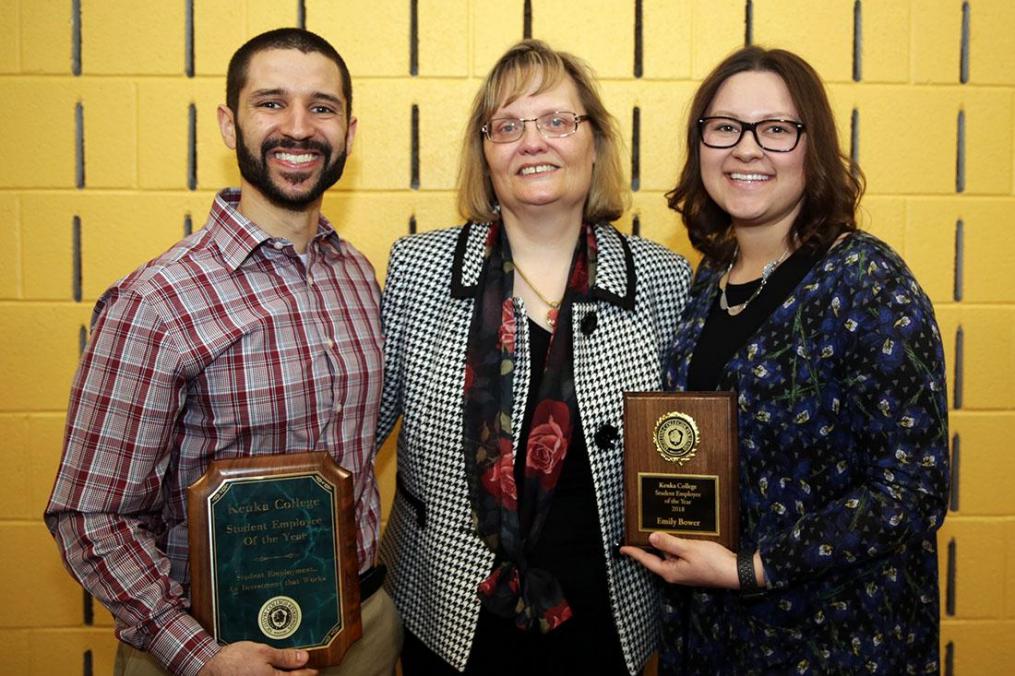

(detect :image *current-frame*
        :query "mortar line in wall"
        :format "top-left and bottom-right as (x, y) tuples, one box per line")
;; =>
(955, 109), (966, 194)
(852, 0), (862, 82)
(409, 0), (419, 76)
(82, 588), (93, 625)
(949, 433), (960, 512)
(72, 215), (82, 301)
(633, 0), (643, 78)
(960, 1), (970, 84)
(75, 102), (85, 189)
(945, 538), (956, 616)
(953, 219), (964, 302)
(744, 0), (753, 46)
(184, 0), (195, 77)
(631, 106), (640, 191)
(187, 103), (198, 190)
(410, 104), (420, 190)
(71, 0), (82, 75)
(953, 326), (964, 408)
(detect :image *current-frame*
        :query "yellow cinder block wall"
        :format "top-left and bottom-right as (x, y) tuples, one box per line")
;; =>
(2, 1), (1013, 673)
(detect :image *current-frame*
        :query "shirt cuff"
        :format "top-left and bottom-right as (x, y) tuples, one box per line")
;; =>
(146, 612), (220, 676)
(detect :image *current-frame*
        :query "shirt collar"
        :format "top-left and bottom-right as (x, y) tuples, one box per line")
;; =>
(207, 188), (344, 270)
(451, 221), (636, 311)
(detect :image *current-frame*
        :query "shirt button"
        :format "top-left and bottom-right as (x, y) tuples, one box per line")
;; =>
(272, 241), (285, 250)
(325, 338), (335, 349)
(595, 423), (619, 450)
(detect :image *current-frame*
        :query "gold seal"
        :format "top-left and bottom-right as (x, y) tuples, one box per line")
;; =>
(653, 411), (700, 465)
(258, 595), (302, 639)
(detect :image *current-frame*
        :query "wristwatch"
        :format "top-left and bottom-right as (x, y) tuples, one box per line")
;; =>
(737, 549), (764, 596)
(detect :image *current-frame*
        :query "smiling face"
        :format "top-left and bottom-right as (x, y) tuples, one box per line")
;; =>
(482, 74), (596, 225)
(219, 48), (356, 211)
(700, 70), (806, 236)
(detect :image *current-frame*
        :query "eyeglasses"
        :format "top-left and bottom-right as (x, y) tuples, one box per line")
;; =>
(482, 111), (588, 143)
(698, 116), (806, 152)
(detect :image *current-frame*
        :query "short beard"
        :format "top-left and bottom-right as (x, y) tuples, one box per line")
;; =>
(235, 123), (347, 211)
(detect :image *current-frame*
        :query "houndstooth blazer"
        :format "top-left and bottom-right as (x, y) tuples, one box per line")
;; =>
(377, 222), (691, 674)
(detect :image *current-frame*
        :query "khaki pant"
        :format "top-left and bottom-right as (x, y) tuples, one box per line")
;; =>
(114, 589), (402, 676)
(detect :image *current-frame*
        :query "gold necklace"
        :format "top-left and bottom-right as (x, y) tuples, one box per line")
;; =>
(512, 261), (562, 328)
(718, 247), (791, 317)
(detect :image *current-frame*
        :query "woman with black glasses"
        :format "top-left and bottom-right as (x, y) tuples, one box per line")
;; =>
(623, 46), (949, 675)
(378, 40), (690, 675)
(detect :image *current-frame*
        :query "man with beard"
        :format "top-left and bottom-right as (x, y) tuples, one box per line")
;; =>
(45, 29), (400, 676)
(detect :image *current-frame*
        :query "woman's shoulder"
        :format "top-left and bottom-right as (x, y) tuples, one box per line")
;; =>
(387, 224), (486, 279)
(808, 231), (941, 342)
(390, 223), (470, 258)
(624, 231), (686, 262)
(820, 231), (924, 292)
(824, 230), (907, 270)
(384, 224), (475, 291)
(601, 225), (691, 277)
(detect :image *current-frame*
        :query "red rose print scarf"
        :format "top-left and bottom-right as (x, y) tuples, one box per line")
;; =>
(462, 221), (596, 633)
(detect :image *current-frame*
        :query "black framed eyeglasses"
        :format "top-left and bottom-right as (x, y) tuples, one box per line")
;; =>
(698, 116), (806, 152)
(482, 111), (588, 143)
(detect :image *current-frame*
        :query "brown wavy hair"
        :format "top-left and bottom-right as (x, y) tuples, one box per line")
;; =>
(457, 40), (627, 225)
(666, 46), (864, 264)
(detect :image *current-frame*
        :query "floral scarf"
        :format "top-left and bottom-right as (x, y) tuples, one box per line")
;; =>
(462, 221), (597, 633)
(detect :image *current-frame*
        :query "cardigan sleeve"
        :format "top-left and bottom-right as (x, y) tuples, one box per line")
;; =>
(757, 244), (950, 588)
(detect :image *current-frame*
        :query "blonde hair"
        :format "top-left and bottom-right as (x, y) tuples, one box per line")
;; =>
(457, 40), (628, 224)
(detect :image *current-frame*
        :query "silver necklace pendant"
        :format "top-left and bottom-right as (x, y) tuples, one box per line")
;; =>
(718, 247), (791, 317)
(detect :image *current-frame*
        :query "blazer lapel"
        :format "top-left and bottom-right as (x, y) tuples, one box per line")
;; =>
(450, 222), (491, 299)
(589, 223), (636, 311)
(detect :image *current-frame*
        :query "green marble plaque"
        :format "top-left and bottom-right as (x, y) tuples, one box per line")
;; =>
(208, 474), (341, 647)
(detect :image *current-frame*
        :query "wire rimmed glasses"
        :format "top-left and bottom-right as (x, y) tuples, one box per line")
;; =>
(698, 116), (806, 152)
(482, 111), (588, 143)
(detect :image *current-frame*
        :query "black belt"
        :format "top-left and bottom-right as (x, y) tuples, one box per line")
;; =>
(359, 563), (386, 601)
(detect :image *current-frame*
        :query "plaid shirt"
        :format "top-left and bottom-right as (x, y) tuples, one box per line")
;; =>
(44, 189), (384, 676)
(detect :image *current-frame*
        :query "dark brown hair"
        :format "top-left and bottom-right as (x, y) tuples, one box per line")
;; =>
(226, 28), (352, 118)
(457, 39), (627, 224)
(666, 46), (864, 263)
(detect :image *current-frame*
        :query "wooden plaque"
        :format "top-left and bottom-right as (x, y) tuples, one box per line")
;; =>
(187, 451), (362, 668)
(624, 392), (739, 550)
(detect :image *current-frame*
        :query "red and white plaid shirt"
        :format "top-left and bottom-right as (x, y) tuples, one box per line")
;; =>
(45, 189), (384, 676)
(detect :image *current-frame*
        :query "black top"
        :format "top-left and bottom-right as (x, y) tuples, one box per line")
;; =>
(465, 319), (626, 675)
(687, 247), (824, 391)
(516, 320), (606, 604)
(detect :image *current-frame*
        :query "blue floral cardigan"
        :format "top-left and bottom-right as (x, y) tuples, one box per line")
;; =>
(662, 232), (949, 675)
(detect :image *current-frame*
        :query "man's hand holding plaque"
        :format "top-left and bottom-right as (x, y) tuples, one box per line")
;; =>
(623, 392), (739, 551)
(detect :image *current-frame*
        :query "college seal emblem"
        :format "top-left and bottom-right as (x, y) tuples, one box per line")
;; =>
(653, 411), (700, 466)
(258, 595), (302, 640)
